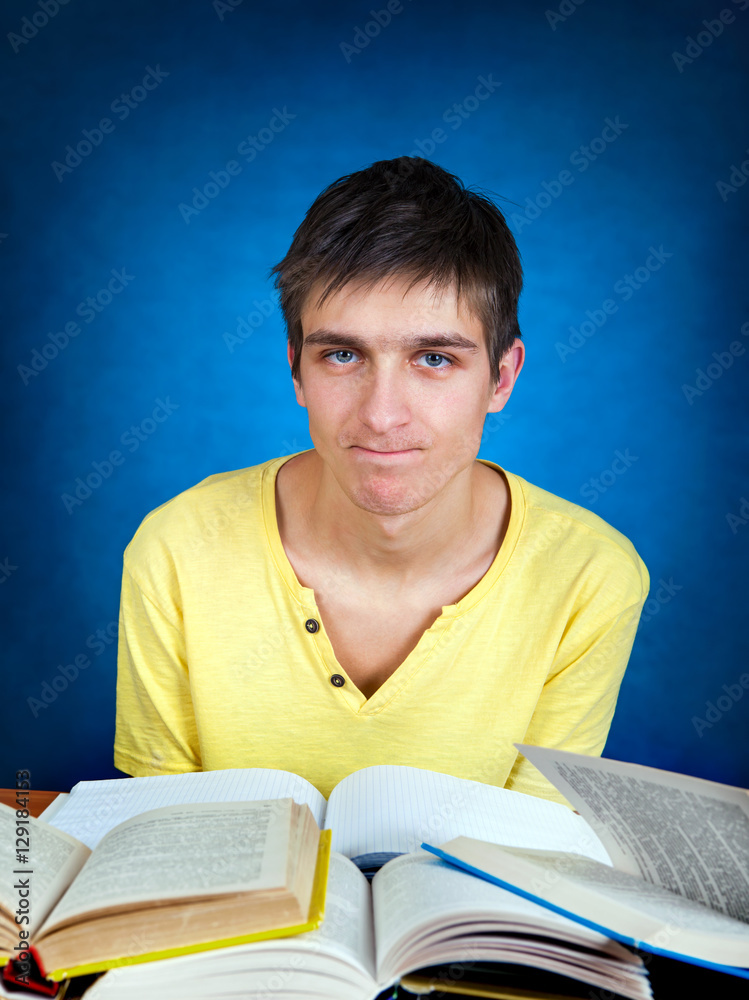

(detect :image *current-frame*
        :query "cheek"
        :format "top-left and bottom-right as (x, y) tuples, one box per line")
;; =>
(303, 383), (352, 428)
(432, 395), (488, 454)
(428, 388), (483, 427)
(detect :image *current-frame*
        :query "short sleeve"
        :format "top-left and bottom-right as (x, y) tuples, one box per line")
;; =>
(505, 597), (646, 806)
(114, 564), (201, 776)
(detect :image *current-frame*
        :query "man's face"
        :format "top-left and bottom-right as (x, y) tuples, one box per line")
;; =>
(291, 276), (522, 518)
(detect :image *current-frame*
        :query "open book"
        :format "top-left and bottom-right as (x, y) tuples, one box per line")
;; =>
(0, 798), (327, 983)
(29, 765), (654, 1000)
(423, 745), (749, 980)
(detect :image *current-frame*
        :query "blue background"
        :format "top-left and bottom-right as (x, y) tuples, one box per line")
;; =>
(2, 0), (747, 792)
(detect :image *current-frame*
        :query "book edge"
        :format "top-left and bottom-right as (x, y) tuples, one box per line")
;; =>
(420, 842), (749, 981)
(44, 829), (332, 982)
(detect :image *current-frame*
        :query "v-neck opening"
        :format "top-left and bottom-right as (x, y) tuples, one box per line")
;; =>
(261, 450), (525, 713)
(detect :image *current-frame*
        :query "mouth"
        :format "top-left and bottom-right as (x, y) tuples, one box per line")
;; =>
(350, 446), (423, 460)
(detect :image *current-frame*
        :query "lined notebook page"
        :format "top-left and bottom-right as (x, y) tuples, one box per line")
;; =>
(325, 765), (611, 864)
(48, 769), (326, 849)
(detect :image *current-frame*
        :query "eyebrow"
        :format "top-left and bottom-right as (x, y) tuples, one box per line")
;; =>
(303, 329), (481, 353)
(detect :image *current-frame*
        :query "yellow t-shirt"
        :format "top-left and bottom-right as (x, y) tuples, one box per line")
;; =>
(115, 452), (649, 805)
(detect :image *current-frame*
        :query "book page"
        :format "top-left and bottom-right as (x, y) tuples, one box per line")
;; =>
(48, 768), (327, 848)
(69, 853), (377, 1000)
(371, 852), (632, 984)
(517, 746), (749, 921)
(37, 793), (69, 824)
(38, 799), (294, 932)
(284, 852), (376, 978)
(433, 838), (749, 968)
(0, 806), (90, 937)
(326, 765), (610, 863)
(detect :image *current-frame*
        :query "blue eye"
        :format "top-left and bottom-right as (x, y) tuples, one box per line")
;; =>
(418, 353), (451, 368)
(329, 350), (356, 364)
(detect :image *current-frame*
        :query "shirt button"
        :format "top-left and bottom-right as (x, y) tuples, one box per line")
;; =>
(330, 674), (345, 688)
(305, 619), (319, 634)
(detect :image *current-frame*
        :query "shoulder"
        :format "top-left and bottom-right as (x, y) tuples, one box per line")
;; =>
(123, 454), (288, 573)
(504, 468), (650, 610)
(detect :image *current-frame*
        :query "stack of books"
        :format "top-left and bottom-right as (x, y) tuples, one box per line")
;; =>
(1, 747), (747, 999)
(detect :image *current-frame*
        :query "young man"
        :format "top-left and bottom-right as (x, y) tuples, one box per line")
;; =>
(114, 156), (649, 804)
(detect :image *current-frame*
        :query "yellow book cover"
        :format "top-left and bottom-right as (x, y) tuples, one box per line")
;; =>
(45, 829), (331, 982)
(0, 801), (329, 985)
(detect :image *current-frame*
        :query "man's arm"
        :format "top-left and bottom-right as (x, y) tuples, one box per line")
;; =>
(505, 598), (646, 806)
(114, 564), (202, 776)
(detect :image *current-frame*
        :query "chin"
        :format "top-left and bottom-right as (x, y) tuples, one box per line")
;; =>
(347, 475), (437, 517)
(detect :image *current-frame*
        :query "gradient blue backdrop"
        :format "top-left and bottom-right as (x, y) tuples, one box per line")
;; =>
(2, 0), (748, 792)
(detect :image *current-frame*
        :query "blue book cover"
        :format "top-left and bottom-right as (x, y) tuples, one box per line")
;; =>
(422, 838), (749, 983)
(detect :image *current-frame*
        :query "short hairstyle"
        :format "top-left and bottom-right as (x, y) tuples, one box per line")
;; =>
(269, 156), (523, 385)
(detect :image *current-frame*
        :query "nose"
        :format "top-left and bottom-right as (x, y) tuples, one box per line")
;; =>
(357, 365), (411, 436)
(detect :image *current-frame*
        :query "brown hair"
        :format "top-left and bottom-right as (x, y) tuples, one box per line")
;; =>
(268, 156), (523, 384)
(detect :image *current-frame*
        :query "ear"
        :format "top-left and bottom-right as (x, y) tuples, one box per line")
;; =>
(486, 338), (525, 414)
(287, 342), (306, 408)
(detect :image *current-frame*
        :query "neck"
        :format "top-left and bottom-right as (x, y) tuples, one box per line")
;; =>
(281, 450), (505, 587)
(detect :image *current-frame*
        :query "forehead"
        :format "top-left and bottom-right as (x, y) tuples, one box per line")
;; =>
(300, 276), (486, 346)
